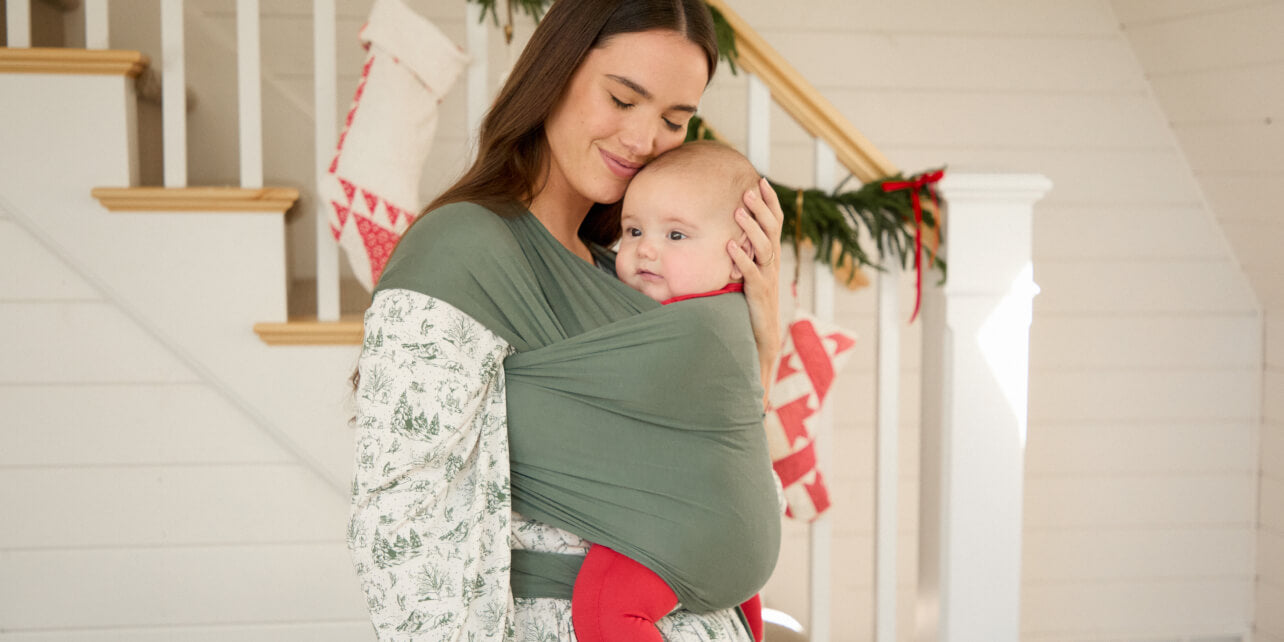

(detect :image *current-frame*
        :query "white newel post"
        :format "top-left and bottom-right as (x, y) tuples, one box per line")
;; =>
(916, 173), (1051, 642)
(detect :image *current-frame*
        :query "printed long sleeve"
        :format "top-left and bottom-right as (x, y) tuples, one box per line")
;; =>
(348, 289), (515, 640)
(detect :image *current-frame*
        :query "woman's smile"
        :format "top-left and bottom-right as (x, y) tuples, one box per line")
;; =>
(600, 148), (643, 179)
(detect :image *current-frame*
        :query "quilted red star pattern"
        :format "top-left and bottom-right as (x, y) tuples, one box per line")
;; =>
(764, 310), (858, 521)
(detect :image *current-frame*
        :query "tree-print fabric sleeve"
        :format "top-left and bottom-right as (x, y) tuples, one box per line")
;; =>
(348, 288), (516, 641)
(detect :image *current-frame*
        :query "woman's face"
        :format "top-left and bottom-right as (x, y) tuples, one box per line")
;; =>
(541, 29), (709, 209)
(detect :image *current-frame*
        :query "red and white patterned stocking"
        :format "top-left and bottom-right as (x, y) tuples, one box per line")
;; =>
(322, 0), (468, 290)
(765, 311), (858, 521)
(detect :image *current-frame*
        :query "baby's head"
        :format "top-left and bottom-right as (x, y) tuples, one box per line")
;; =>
(617, 141), (760, 302)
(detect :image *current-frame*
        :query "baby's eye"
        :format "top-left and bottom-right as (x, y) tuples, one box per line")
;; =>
(668, 230), (687, 241)
(625, 227), (641, 237)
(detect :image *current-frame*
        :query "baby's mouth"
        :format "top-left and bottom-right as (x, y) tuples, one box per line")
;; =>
(637, 269), (662, 281)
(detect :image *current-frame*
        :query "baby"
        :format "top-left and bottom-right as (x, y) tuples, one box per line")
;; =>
(571, 140), (766, 642)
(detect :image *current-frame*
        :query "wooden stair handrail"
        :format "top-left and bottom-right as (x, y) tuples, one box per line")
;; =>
(705, 0), (898, 182)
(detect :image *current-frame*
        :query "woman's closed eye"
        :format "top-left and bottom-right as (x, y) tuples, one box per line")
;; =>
(611, 94), (684, 133)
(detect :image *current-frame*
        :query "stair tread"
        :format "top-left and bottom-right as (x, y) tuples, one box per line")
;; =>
(0, 47), (148, 77)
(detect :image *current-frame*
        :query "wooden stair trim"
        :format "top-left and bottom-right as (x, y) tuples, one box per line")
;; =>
(705, 0), (898, 183)
(0, 47), (149, 78)
(254, 318), (363, 346)
(92, 187), (300, 213)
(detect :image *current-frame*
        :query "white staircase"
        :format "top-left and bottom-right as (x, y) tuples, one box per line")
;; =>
(0, 56), (371, 639)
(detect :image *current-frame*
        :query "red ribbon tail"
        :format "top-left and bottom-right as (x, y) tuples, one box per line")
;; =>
(909, 190), (923, 324)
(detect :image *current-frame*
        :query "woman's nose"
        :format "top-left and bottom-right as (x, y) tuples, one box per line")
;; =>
(618, 116), (657, 159)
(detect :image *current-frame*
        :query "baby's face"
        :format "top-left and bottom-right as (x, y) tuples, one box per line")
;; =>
(617, 169), (742, 302)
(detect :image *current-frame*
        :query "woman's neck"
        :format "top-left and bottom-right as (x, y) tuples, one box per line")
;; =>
(528, 167), (595, 263)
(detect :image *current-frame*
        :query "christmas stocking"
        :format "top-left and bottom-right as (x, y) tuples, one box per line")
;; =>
(765, 310), (858, 521)
(321, 0), (468, 290)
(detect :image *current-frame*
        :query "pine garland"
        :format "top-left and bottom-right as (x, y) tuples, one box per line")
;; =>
(686, 115), (946, 285)
(462, 0), (947, 284)
(470, 0), (548, 25)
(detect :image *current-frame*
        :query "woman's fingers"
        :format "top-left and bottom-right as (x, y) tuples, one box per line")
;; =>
(741, 177), (783, 265)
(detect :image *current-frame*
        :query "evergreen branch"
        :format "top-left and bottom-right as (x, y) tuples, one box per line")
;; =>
(470, 0), (548, 25)
(706, 5), (740, 75)
(685, 116), (946, 284)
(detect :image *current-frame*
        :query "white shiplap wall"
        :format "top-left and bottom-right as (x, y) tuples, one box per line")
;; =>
(95, 0), (1267, 640)
(700, 2), (1262, 640)
(1107, 3), (1283, 640)
(0, 215), (370, 640)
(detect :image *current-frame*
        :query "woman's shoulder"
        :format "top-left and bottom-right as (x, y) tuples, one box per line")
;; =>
(378, 202), (524, 294)
(401, 201), (520, 254)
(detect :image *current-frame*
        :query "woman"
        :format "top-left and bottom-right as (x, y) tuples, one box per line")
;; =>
(348, 0), (784, 639)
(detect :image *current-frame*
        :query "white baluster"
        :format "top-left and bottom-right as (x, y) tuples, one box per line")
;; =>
(875, 233), (900, 642)
(237, 0), (263, 189)
(465, 1), (487, 160)
(810, 140), (836, 642)
(84, 0), (109, 50)
(5, 0), (30, 47)
(746, 74), (770, 174)
(161, 0), (186, 187)
(312, 0), (340, 321)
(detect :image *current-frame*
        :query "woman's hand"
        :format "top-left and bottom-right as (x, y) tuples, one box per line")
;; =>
(727, 177), (784, 405)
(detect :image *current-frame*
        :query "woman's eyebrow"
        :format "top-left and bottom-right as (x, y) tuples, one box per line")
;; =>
(607, 74), (698, 114)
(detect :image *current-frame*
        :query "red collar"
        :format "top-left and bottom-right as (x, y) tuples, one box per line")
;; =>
(660, 282), (744, 305)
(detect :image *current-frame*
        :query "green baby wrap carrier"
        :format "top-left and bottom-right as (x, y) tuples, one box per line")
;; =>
(376, 202), (781, 613)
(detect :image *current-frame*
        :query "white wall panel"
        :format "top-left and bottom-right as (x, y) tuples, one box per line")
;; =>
(762, 33), (1146, 93)
(1120, 3), (1284, 74)
(1109, 0), (1261, 25)
(0, 222), (100, 301)
(1033, 261), (1256, 313)
(1201, 173), (1284, 225)
(1260, 581), (1284, 642)
(733, 2), (1119, 35)
(0, 385), (291, 466)
(1035, 205), (1228, 260)
(0, 303), (199, 384)
(1024, 528), (1254, 581)
(1031, 315), (1260, 368)
(1024, 475), (1256, 528)
(1264, 421), (1284, 477)
(0, 465), (346, 548)
(886, 147), (1206, 205)
(1026, 421), (1257, 475)
(1177, 123), (1284, 173)
(1221, 220), (1284, 274)
(1262, 476), (1284, 534)
(1150, 63), (1284, 124)
(1262, 530), (1284, 587)
(824, 91), (1172, 150)
(1021, 579), (1253, 638)
(1029, 370), (1259, 422)
(0, 545), (367, 629)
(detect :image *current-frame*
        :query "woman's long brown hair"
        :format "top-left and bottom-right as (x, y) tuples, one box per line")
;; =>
(413, 0), (719, 248)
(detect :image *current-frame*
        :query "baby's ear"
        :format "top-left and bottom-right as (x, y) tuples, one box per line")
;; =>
(729, 234), (752, 280)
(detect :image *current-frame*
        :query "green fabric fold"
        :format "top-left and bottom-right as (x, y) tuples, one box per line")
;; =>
(377, 202), (781, 613)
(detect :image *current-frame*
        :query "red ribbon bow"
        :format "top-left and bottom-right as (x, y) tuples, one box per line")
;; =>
(881, 169), (944, 323)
